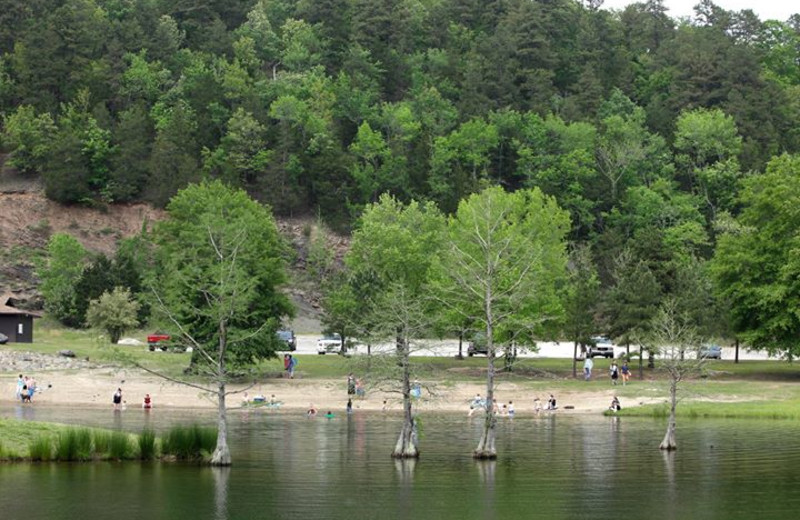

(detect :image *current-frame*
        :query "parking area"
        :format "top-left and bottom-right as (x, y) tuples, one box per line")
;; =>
(290, 335), (772, 360)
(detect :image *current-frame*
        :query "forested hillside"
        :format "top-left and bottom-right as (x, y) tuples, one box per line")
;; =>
(2, 0), (800, 351)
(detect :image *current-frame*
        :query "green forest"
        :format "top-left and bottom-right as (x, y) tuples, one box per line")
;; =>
(4, 0), (800, 355)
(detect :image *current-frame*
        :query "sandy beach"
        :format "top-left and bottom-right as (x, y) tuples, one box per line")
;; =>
(1, 366), (649, 415)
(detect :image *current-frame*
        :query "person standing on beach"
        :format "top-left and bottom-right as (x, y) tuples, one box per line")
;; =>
(610, 361), (619, 385)
(113, 388), (123, 410)
(583, 356), (594, 381)
(621, 361), (630, 385)
(287, 355), (297, 379)
(347, 373), (356, 396)
(16, 374), (24, 400)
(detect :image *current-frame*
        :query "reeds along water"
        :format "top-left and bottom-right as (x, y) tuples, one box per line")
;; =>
(160, 424), (217, 459)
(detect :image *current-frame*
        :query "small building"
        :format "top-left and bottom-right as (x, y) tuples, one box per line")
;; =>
(0, 294), (41, 343)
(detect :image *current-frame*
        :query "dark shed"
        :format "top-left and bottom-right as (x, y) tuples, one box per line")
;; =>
(0, 294), (41, 343)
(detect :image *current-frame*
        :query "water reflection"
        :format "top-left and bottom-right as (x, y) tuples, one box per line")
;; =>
(2, 411), (800, 520)
(212, 467), (230, 520)
(393, 458), (416, 483)
(476, 460), (496, 520)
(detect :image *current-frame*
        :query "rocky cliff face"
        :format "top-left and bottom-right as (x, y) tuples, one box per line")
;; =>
(0, 181), (346, 331)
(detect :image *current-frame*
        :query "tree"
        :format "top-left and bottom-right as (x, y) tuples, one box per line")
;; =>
(1, 105), (56, 174)
(603, 250), (662, 377)
(563, 245), (600, 378)
(344, 195), (446, 458)
(430, 118), (500, 213)
(710, 154), (800, 359)
(435, 186), (569, 458)
(38, 233), (88, 327)
(87, 287), (141, 344)
(150, 180), (293, 465)
(649, 297), (707, 450)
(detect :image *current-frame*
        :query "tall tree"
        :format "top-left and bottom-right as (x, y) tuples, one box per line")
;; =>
(710, 154), (800, 359)
(563, 245), (601, 378)
(38, 233), (89, 327)
(150, 180), (293, 465)
(435, 186), (569, 458)
(345, 195), (445, 458)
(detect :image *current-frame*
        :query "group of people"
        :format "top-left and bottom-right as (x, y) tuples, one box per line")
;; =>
(346, 373), (366, 398)
(305, 403), (335, 419)
(15, 374), (37, 403)
(468, 393), (559, 416)
(111, 387), (153, 410)
(584, 358), (631, 385)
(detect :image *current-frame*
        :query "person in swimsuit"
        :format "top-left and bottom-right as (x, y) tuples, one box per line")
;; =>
(113, 388), (123, 410)
(143, 393), (152, 409)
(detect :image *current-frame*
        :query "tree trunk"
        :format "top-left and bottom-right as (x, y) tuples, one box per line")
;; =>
(474, 342), (497, 459)
(457, 332), (464, 360)
(572, 340), (578, 379)
(659, 379), (678, 451)
(211, 320), (231, 466)
(638, 345), (644, 380)
(210, 381), (232, 465)
(735, 338), (739, 364)
(392, 337), (418, 458)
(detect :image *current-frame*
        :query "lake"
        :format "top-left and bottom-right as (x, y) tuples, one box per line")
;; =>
(2, 406), (799, 519)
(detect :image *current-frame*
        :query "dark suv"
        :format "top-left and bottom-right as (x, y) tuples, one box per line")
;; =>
(277, 329), (297, 351)
(467, 333), (488, 356)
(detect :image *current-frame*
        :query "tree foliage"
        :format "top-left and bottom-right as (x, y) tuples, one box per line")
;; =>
(86, 287), (141, 344)
(435, 186), (569, 457)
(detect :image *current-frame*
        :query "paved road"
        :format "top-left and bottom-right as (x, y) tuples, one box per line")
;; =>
(292, 335), (772, 361)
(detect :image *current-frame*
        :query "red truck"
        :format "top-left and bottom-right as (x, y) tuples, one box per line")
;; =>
(147, 333), (171, 351)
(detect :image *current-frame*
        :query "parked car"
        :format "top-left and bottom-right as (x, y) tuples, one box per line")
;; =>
(467, 333), (488, 357)
(277, 329), (297, 351)
(147, 332), (185, 352)
(699, 344), (722, 359)
(0, 332), (7, 344)
(317, 333), (343, 354)
(587, 336), (614, 358)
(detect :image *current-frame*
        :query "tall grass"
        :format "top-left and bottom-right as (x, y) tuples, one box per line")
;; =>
(93, 431), (111, 454)
(161, 424), (217, 459)
(138, 429), (156, 460)
(109, 431), (132, 460)
(28, 436), (53, 461)
(55, 428), (93, 461)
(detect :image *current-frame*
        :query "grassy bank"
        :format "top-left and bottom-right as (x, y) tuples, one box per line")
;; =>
(613, 400), (800, 420)
(0, 418), (216, 462)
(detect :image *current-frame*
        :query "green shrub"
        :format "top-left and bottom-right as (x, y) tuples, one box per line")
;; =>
(138, 429), (156, 460)
(109, 431), (131, 460)
(29, 436), (53, 461)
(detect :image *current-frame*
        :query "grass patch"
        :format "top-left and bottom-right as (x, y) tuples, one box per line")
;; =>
(93, 431), (111, 454)
(138, 429), (156, 460)
(161, 424), (217, 460)
(55, 427), (94, 461)
(109, 431), (132, 460)
(617, 400), (800, 420)
(28, 437), (53, 461)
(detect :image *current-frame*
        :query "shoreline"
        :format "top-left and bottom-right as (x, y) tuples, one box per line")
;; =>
(1, 367), (635, 416)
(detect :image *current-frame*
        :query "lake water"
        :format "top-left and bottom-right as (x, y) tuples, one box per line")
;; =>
(2, 406), (799, 520)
